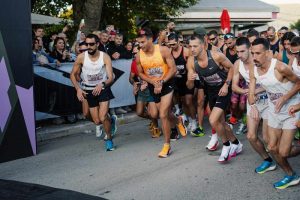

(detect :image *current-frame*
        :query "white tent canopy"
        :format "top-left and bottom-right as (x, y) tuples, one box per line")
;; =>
(31, 13), (68, 24)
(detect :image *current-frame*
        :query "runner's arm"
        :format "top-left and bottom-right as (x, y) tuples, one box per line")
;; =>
(103, 53), (114, 86)
(70, 53), (83, 91)
(136, 52), (155, 86)
(216, 52), (234, 87)
(248, 63), (257, 105)
(232, 60), (247, 94)
(186, 56), (196, 89)
(160, 46), (177, 82)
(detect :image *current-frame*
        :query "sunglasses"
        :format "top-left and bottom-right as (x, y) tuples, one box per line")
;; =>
(86, 42), (96, 46)
(208, 37), (217, 41)
(168, 43), (177, 46)
(224, 34), (234, 40)
(290, 49), (300, 56)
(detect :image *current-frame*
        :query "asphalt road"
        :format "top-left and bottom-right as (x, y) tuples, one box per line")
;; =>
(0, 118), (299, 200)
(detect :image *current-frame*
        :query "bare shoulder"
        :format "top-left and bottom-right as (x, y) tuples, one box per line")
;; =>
(160, 45), (171, 57)
(275, 59), (289, 72)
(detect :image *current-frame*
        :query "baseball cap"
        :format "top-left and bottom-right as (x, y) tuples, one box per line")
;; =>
(194, 26), (207, 36)
(224, 33), (235, 40)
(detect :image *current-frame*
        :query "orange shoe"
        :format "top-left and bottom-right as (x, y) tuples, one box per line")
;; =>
(158, 143), (171, 158)
(177, 116), (187, 137)
(151, 127), (161, 138)
(229, 116), (238, 125)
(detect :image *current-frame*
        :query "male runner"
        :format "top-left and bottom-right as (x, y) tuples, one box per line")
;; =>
(249, 38), (300, 189)
(168, 33), (203, 136)
(187, 34), (242, 162)
(136, 28), (184, 158)
(232, 37), (275, 173)
(70, 34), (115, 151)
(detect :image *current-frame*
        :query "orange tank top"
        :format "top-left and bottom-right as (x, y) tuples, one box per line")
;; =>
(139, 45), (169, 80)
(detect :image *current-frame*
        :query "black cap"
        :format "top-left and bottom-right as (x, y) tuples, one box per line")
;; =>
(137, 27), (153, 38)
(224, 33), (235, 40)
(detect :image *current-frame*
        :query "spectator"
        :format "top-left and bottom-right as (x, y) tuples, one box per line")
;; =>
(50, 37), (71, 63)
(32, 38), (58, 65)
(109, 31), (117, 43)
(260, 31), (267, 39)
(107, 33), (132, 60)
(124, 41), (134, 58)
(247, 29), (259, 43)
(48, 32), (58, 52)
(98, 31), (110, 52)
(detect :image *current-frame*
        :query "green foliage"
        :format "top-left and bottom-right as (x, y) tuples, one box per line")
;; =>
(31, 0), (73, 17)
(290, 19), (300, 31)
(101, 0), (198, 37)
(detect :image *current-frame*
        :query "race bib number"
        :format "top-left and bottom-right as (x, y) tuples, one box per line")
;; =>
(267, 92), (283, 104)
(147, 67), (163, 78)
(87, 73), (103, 82)
(203, 73), (222, 85)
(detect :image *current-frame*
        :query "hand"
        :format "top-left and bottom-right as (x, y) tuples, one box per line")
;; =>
(250, 104), (260, 121)
(112, 52), (120, 59)
(275, 96), (286, 113)
(62, 25), (69, 33)
(56, 60), (61, 67)
(295, 120), (300, 129)
(243, 89), (249, 95)
(62, 50), (68, 59)
(77, 89), (87, 102)
(288, 105), (297, 117)
(79, 23), (85, 30)
(154, 80), (162, 94)
(154, 86), (162, 94)
(140, 81), (148, 91)
(92, 84), (102, 96)
(218, 84), (228, 96)
(188, 72), (197, 81)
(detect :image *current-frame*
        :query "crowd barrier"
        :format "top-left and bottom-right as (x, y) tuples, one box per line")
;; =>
(34, 59), (135, 120)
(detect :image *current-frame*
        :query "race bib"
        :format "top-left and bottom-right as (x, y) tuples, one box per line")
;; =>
(147, 67), (163, 78)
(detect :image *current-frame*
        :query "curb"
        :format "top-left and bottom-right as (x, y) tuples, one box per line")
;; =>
(37, 112), (143, 142)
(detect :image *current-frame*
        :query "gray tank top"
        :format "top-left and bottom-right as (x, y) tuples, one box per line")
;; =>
(194, 50), (227, 87)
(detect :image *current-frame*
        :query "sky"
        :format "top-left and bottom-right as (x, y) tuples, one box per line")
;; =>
(260, 0), (300, 4)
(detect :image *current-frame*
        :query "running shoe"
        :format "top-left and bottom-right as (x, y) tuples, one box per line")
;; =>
(170, 129), (180, 141)
(174, 108), (182, 117)
(218, 144), (231, 163)
(96, 125), (103, 138)
(158, 143), (171, 158)
(152, 127), (161, 138)
(206, 134), (219, 151)
(191, 126), (205, 137)
(229, 141), (243, 158)
(111, 115), (118, 136)
(105, 139), (115, 151)
(187, 122), (193, 132)
(255, 161), (277, 174)
(149, 121), (154, 130)
(274, 174), (300, 189)
(177, 116), (187, 137)
(236, 123), (247, 135)
(228, 116), (238, 125)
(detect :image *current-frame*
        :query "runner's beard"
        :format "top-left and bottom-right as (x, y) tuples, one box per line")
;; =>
(88, 49), (97, 55)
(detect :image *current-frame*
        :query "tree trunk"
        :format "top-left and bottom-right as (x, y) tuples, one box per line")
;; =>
(73, 0), (104, 33)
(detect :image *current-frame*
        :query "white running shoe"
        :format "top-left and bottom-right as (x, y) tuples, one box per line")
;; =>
(229, 142), (243, 158)
(187, 123), (192, 132)
(218, 144), (231, 163)
(96, 125), (103, 138)
(236, 123), (247, 135)
(206, 134), (219, 151)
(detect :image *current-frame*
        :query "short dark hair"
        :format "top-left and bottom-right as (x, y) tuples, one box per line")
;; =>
(116, 33), (123, 38)
(190, 34), (205, 44)
(137, 27), (153, 39)
(281, 32), (296, 44)
(207, 30), (218, 37)
(86, 34), (99, 43)
(267, 26), (276, 32)
(168, 33), (178, 41)
(236, 37), (250, 48)
(252, 38), (270, 50)
(291, 36), (300, 47)
(247, 29), (259, 38)
(279, 26), (289, 31)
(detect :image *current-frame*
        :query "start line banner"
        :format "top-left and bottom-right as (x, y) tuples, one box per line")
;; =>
(34, 59), (135, 121)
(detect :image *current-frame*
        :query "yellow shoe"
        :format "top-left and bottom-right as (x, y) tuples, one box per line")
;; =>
(151, 127), (161, 138)
(177, 116), (187, 137)
(158, 143), (171, 158)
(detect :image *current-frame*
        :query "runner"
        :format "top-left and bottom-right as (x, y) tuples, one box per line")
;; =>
(168, 33), (203, 136)
(187, 34), (243, 162)
(249, 38), (300, 189)
(136, 28), (185, 158)
(70, 34), (116, 151)
(233, 37), (275, 173)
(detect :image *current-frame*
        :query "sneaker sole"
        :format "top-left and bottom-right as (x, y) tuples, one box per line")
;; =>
(158, 150), (171, 158)
(274, 178), (300, 189)
(256, 164), (277, 174)
(191, 132), (205, 137)
(206, 141), (219, 151)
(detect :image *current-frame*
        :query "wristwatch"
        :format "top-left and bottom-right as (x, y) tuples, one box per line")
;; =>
(225, 80), (231, 86)
(102, 82), (106, 89)
(160, 80), (165, 85)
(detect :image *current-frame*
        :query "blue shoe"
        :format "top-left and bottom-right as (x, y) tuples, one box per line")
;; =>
(105, 139), (115, 151)
(255, 161), (277, 174)
(111, 115), (118, 136)
(191, 127), (205, 137)
(274, 174), (300, 189)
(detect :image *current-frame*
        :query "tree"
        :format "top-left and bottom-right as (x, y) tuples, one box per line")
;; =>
(31, 0), (73, 17)
(290, 19), (300, 31)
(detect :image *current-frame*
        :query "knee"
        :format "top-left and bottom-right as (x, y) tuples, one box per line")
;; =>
(92, 118), (101, 125)
(246, 132), (257, 143)
(99, 114), (107, 123)
(267, 144), (278, 154)
(197, 98), (204, 108)
(209, 116), (218, 127)
(159, 111), (168, 119)
(279, 148), (289, 158)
